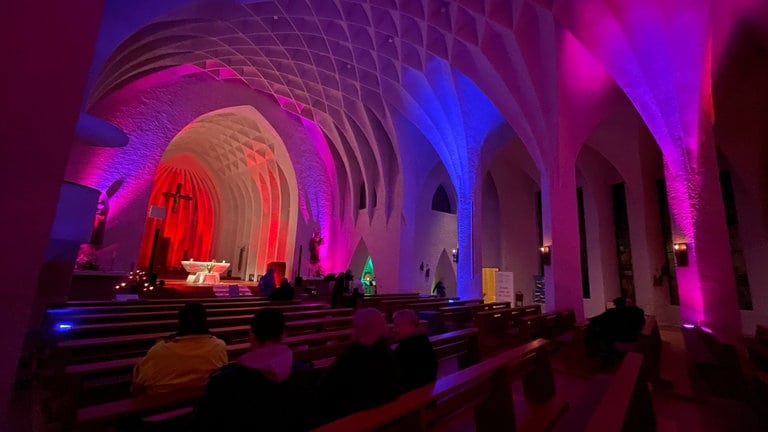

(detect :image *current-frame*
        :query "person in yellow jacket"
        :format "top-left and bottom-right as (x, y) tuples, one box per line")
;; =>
(132, 302), (227, 394)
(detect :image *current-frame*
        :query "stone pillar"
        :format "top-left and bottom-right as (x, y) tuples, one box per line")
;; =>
(456, 182), (483, 300)
(541, 162), (585, 321)
(663, 124), (741, 343)
(0, 1), (104, 424)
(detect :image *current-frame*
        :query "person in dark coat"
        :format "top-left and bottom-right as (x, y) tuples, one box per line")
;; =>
(313, 308), (399, 426)
(432, 280), (446, 298)
(585, 297), (646, 364)
(193, 309), (312, 431)
(393, 309), (438, 393)
(330, 272), (346, 308)
(269, 277), (295, 301)
(258, 268), (276, 297)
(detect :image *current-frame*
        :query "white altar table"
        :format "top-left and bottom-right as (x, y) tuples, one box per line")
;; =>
(181, 261), (231, 285)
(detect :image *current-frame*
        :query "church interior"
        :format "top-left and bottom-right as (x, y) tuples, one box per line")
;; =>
(3, 0), (768, 430)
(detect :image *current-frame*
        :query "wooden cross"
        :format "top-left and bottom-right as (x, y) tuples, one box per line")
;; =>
(162, 183), (193, 213)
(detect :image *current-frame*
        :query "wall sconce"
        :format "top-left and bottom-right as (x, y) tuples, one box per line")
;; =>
(451, 248), (458, 263)
(539, 245), (551, 265)
(673, 242), (688, 267)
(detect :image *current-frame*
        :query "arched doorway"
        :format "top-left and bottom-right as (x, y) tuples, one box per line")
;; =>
(434, 249), (457, 298)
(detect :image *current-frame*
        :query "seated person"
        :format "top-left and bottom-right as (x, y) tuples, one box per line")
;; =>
(315, 308), (400, 425)
(621, 297), (646, 342)
(132, 303), (227, 394)
(585, 297), (646, 360)
(269, 277), (295, 301)
(393, 309), (438, 392)
(259, 268), (276, 297)
(194, 309), (309, 431)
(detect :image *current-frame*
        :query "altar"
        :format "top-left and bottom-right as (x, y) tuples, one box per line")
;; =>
(181, 260), (230, 285)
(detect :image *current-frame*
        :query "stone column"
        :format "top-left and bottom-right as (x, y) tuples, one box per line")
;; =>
(663, 123), (741, 343)
(540, 162), (585, 321)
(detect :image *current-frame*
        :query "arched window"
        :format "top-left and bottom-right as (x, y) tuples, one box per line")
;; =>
(431, 184), (455, 214)
(359, 183), (367, 209)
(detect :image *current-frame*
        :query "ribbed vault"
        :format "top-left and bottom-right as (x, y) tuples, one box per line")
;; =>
(87, 0), (564, 225)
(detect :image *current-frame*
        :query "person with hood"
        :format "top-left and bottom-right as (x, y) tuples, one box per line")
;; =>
(132, 303), (227, 395)
(194, 308), (307, 431)
(313, 308), (400, 425)
(392, 309), (438, 393)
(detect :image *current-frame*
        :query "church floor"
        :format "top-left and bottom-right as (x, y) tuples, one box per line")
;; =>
(547, 327), (766, 432)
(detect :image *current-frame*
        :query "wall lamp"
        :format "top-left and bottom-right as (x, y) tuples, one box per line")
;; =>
(673, 242), (688, 267)
(539, 245), (552, 265)
(452, 248), (458, 263)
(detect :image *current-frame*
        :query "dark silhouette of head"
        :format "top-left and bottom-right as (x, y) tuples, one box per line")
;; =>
(177, 303), (209, 335)
(613, 297), (627, 308)
(250, 308), (286, 345)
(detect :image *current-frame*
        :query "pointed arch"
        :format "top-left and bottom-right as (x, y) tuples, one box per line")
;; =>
(431, 184), (456, 214)
(348, 238), (371, 279)
(435, 249), (457, 298)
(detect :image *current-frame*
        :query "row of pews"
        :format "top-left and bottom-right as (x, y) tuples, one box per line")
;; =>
(315, 315), (664, 432)
(39, 292), (662, 431)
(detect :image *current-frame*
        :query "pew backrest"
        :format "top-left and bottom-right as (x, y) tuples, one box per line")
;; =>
(311, 338), (556, 432)
(54, 308), (354, 340)
(72, 329), (482, 430)
(585, 352), (655, 432)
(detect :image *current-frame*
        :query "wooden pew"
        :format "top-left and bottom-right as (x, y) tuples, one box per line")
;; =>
(52, 322), (435, 410)
(49, 302), (321, 326)
(440, 301), (512, 330)
(377, 298), (469, 320)
(49, 296), (270, 308)
(53, 315), (354, 365)
(71, 329), (480, 431)
(312, 338), (566, 432)
(361, 293), (420, 304)
(46, 299), (303, 316)
(681, 324), (746, 398)
(585, 352), (655, 432)
(49, 330), (356, 414)
(614, 316), (661, 383)
(54, 308), (354, 340)
(744, 324), (768, 372)
(473, 305), (543, 356)
(517, 309), (576, 341)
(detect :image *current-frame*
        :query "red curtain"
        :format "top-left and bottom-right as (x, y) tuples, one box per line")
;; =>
(139, 160), (215, 270)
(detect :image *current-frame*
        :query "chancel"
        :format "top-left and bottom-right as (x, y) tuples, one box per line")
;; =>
(4, 1), (768, 431)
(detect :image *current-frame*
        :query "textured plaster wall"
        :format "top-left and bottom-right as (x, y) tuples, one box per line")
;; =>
(485, 155), (541, 306)
(578, 100), (680, 325)
(713, 32), (768, 333)
(404, 160), (458, 296)
(576, 149), (621, 319)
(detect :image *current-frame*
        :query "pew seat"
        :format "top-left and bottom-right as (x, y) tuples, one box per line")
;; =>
(71, 329), (480, 431)
(585, 352), (655, 432)
(312, 338), (566, 432)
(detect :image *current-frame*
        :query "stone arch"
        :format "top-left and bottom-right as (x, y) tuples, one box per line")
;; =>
(434, 249), (457, 298)
(348, 238), (371, 282)
(431, 184), (455, 214)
